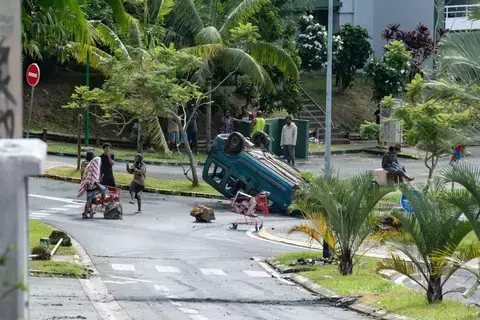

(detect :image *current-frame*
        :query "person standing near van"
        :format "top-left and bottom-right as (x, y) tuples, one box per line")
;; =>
(281, 116), (297, 167)
(100, 143), (115, 187)
(250, 111), (265, 137)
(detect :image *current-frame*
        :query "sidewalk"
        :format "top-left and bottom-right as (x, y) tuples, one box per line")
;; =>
(30, 277), (101, 320)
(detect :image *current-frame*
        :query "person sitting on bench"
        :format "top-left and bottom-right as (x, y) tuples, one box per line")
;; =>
(382, 146), (414, 183)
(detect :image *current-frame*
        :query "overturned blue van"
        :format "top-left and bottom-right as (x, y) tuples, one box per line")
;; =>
(202, 133), (307, 212)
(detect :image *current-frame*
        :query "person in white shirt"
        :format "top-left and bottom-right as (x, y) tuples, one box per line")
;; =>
(281, 116), (298, 167)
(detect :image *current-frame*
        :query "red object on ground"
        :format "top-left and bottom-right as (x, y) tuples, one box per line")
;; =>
(26, 63), (41, 87)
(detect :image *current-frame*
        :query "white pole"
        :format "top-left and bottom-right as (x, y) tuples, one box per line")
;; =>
(0, 2), (47, 319)
(324, 0), (333, 180)
(323, 0), (334, 259)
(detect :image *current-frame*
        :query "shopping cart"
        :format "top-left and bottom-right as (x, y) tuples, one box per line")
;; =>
(229, 191), (270, 231)
(86, 186), (122, 219)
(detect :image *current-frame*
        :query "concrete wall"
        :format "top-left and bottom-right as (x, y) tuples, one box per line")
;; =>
(339, 0), (436, 57)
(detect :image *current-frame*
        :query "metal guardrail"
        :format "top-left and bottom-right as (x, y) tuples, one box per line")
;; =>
(295, 83), (337, 130)
(444, 4), (480, 19)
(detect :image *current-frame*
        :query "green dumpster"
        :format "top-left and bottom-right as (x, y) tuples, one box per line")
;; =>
(235, 121), (251, 137)
(265, 118), (309, 160)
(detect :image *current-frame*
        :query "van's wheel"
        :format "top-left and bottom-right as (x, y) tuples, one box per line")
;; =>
(225, 132), (245, 155)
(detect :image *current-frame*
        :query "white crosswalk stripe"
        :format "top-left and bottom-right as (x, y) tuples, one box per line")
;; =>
(49, 207), (70, 211)
(199, 268), (226, 276)
(155, 266), (181, 273)
(243, 270), (270, 278)
(63, 204), (84, 209)
(111, 264), (136, 271)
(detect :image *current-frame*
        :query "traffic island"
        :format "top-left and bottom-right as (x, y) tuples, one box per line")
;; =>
(42, 166), (224, 200)
(267, 253), (478, 320)
(29, 219), (90, 279)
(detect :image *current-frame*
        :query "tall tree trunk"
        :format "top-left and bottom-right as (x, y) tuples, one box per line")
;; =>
(137, 119), (143, 153)
(427, 275), (443, 303)
(206, 81), (212, 152)
(167, 110), (199, 187)
(339, 250), (353, 275)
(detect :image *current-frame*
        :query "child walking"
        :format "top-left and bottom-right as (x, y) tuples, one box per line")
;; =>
(127, 153), (147, 213)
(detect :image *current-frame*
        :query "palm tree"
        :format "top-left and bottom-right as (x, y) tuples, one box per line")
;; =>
(165, 0), (299, 150)
(290, 171), (394, 275)
(436, 163), (480, 298)
(376, 185), (472, 303)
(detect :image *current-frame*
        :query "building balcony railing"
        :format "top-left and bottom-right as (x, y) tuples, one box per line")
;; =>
(445, 4), (480, 30)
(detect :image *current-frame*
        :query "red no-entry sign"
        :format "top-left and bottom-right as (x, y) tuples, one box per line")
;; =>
(26, 63), (40, 87)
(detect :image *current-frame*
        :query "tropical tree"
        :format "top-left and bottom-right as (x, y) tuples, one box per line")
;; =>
(388, 75), (474, 190)
(290, 171), (394, 275)
(436, 163), (480, 297)
(334, 24), (372, 90)
(165, 0), (300, 150)
(65, 45), (204, 186)
(377, 185), (472, 303)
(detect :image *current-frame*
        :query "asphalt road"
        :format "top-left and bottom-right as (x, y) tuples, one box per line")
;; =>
(28, 178), (367, 320)
(46, 150), (480, 183)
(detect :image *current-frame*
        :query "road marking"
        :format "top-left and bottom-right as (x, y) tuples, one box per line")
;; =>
(169, 301), (182, 307)
(179, 308), (199, 314)
(107, 276), (154, 284)
(155, 266), (181, 273)
(190, 315), (209, 320)
(252, 257), (294, 285)
(30, 212), (51, 217)
(153, 285), (170, 294)
(111, 264), (136, 271)
(243, 270), (270, 278)
(63, 204), (84, 209)
(29, 194), (83, 204)
(103, 280), (138, 285)
(246, 229), (320, 251)
(50, 207), (70, 211)
(199, 268), (226, 276)
(37, 210), (58, 213)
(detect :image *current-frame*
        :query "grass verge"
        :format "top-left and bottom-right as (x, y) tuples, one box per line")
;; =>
(29, 219), (86, 277)
(47, 141), (208, 163)
(273, 252), (478, 320)
(308, 143), (370, 153)
(44, 166), (220, 195)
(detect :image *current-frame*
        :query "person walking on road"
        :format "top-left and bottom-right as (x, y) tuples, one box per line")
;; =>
(78, 157), (107, 219)
(127, 153), (147, 213)
(281, 116), (298, 167)
(100, 143), (116, 187)
(80, 150), (95, 178)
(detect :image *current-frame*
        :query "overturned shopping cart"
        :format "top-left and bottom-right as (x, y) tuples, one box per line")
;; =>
(229, 191), (269, 231)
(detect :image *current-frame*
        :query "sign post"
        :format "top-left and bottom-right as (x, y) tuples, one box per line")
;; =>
(26, 63), (40, 138)
(0, 2), (47, 320)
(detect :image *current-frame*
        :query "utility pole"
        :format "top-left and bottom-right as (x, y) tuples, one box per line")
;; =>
(323, 0), (334, 259)
(84, 54), (90, 147)
(0, 1), (46, 319)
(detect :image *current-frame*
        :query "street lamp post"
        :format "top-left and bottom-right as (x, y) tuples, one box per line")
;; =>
(323, 0), (334, 259)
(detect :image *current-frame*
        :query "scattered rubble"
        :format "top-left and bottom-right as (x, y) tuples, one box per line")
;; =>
(190, 205), (216, 223)
(31, 245), (51, 260)
(289, 257), (338, 267)
(49, 230), (72, 247)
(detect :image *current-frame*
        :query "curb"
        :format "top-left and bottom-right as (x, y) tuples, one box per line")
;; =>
(40, 173), (226, 200)
(258, 229), (322, 250)
(47, 151), (206, 167)
(362, 149), (420, 160)
(309, 149), (365, 156)
(266, 258), (414, 320)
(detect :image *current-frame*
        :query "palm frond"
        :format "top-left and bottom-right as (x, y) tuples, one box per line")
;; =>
(219, 0), (267, 37)
(218, 47), (275, 93)
(106, 0), (140, 31)
(148, 117), (171, 155)
(166, 0), (204, 39)
(289, 224), (335, 251)
(92, 21), (131, 60)
(247, 42), (299, 80)
(438, 31), (480, 85)
(195, 26), (223, 45)
(181, 43), (223, 60)
(469, 1), (480, 21)
(66, 42), (113, 72)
